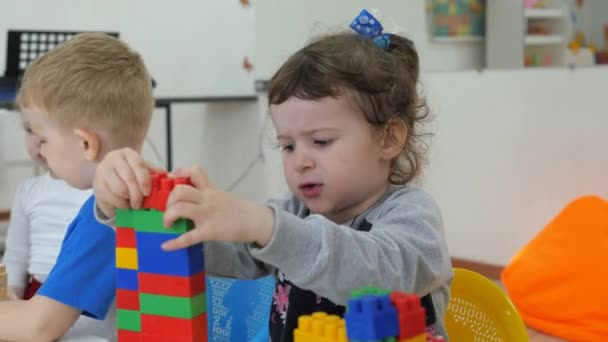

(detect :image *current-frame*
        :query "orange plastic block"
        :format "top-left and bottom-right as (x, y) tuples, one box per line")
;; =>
(138, 271), (205, 297)
(294, 312), (347, 342)
(390, 292), (426, 339)
(142, 172), (191, 211)
(117, 289), (140, 311)
(116, 227), (137, 248)
(141, 313), (207, 341)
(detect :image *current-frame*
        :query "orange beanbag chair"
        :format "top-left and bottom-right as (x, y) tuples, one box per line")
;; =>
(501, 196), (608, 341)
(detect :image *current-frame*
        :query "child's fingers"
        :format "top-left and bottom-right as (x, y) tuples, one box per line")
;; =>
(145, 161), (166, 175)
(124, 149), (154, 197)
(166, 184), (202, 208)
(162, 201), (202, 228)
(161, 229), (204, 251)
(170, 166), (211, 188)
(97, 194), (127, 219)
(113, 157), (145, 210)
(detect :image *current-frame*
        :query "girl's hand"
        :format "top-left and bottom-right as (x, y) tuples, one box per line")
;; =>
(161, 166), (275, 250)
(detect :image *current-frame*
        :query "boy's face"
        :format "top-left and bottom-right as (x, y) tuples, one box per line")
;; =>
(20, 110), (47, 167)
(22, 106), (97, 190)
(270, 96), (393, 224)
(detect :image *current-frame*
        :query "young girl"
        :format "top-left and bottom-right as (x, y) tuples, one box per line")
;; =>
(94, 10), (452, 340)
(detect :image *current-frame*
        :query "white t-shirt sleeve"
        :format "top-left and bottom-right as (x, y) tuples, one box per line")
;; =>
(2, 181), (32, 288)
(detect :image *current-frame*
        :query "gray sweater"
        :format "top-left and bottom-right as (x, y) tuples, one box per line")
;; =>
(204, 186), (452, 340)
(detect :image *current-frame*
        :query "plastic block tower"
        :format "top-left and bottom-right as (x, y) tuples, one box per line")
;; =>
(294, 286), (444, 342)
(115, 172), (207, 341)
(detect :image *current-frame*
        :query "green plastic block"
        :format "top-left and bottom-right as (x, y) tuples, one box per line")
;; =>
(139, 292), (206, 319)
(116, 208), (134, 228)
(131, 209), (193, 234)
(350, 286), (391, 299)
(117, 309), (141, 331)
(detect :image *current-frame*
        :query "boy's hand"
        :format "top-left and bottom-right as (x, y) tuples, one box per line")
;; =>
(94, 148), (163, 218)
(161, 166), (275, 250)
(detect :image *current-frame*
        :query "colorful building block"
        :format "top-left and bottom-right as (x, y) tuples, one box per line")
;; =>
(141, 172), (191, 212)
(117, 309), (141, 331)
(116, 172), (206, 341)
(390, 292), (426, 339)
(141, 313), (207, 340)
(294, 312), (347, 342)
(295, 288), (445, 342)
(116, 227), (137, 248)
(135, 231), (204, 276)
(139, 292), (205, 318)
(117, 289), (140, 311)
(139, 271), (205, 297)
(116, 247), (138, 270)
(344, 294), (399, 340)
(117, 269), (139, 291)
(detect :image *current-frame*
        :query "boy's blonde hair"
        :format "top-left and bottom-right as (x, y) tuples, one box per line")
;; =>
(17, 32), (153, 148)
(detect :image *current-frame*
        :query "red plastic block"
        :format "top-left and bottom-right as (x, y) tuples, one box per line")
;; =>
(139, 271), (205, 297)
(116, 227), (137, 248)
(117, 289), (140, 311)
(118, 329), (142, 341)
(140, 335), (203, 342)
(390, 292), (426, 339)
(142, 172), (191, 212)
(141, 313), (207, 341)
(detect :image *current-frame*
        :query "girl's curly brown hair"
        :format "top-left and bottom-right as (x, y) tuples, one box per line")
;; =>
(267, 32), (431, 185)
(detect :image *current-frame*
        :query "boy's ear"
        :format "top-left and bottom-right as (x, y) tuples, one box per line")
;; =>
(73, 128), (101, 162)
(379, 118), (407, 160)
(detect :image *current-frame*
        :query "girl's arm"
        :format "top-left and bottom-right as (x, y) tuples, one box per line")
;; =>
(248, 188), (453, 306)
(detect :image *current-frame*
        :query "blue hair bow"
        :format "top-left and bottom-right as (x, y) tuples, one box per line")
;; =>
(350, 9), (392, 50)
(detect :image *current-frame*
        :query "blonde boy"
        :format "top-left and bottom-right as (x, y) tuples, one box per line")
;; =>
(0, 33), (153, 341)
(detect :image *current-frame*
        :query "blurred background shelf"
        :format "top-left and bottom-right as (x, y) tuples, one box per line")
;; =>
(524, 8), (565, 18)
(434, 36), (484, 43)
(525, 34), (563, 45)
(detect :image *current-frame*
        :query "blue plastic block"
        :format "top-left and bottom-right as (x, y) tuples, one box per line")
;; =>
(117, 268), (139, 290)
(135, 231), (204, 276)
(345, 294), (399, 340)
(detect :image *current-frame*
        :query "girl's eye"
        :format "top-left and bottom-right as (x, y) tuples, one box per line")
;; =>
(281, 144), (294, 152)
(24, 127), (33, 134)
(314, 139), (332, 147)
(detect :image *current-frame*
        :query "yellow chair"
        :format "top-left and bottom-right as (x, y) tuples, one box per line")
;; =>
(445, 268), (528, 341)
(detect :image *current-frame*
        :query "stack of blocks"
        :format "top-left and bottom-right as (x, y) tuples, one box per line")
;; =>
(294, 287), (444, 342)
(115, 173), (207, 341)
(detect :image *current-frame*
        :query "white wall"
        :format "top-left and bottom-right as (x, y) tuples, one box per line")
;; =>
(253, 0), (484, 80)
(0, 0), (255, 97)
(423, 66), (608, 264)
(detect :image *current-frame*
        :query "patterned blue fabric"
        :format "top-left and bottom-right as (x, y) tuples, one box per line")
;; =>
(349, 9), (392, 50)
(207, 276), (275, 342)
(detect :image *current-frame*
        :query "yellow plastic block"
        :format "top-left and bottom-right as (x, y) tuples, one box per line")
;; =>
(116, 247), (138, 270)
(294, 312), (347, 342)
(402, 333), (426, 342)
